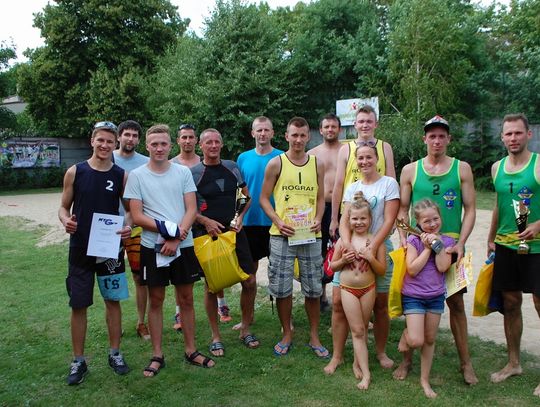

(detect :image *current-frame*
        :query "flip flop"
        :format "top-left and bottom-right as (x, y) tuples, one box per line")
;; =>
(274, 341), (292, 356)
(143, 355), (165, 377)
(240, 334), (260, 349)
(209, 341), (225, 357)
(184, 351), (214, 368)
(307, 344), (331, 359)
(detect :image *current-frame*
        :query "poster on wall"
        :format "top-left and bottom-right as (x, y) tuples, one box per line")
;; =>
(336, 97), (379, 126)
(0, 140), (60, 168)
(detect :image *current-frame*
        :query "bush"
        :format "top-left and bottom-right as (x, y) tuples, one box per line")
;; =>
(0, 165), (65, 190)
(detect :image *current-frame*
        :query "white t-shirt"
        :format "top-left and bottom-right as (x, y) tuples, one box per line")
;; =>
(124, 163), (197, 249)
(342, 176), (400, 234)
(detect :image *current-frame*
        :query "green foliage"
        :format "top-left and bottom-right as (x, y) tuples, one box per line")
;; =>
(0, 166), (66, 190)
(387, 0), (478, 120)
(0, 107), (17, 130)
(149, 0), (299, 157)
(18, 0), (186, 138)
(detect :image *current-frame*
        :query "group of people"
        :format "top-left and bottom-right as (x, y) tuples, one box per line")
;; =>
(58, 108), (540, 399)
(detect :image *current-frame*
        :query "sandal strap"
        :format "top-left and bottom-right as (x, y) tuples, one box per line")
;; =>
(210, 341), (224, 350)
(150, 356), (165, 366)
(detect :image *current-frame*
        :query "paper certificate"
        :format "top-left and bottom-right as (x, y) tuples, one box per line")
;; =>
(284, 204), (316, 246)
(87, 213), (124, 259)
(445, 252), (473, 298)
(288, 226), (316, 246)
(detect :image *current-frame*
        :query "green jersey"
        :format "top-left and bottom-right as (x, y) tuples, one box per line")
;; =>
(493, 153), (540, 253)
(411, 157), (462, 238)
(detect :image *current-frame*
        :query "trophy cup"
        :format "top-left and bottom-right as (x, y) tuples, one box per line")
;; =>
(230, 188), (251, 229)
(513, 199), (530, 254)
(396, 218), (444, 254)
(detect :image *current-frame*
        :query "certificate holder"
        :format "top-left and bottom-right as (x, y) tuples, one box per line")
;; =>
(87, 213), (124, 259)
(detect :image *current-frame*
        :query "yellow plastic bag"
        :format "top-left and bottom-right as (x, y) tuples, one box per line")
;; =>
(473, 261), (494, 316)
(388, 247), (407, 319)
(194, 231), (249, 294)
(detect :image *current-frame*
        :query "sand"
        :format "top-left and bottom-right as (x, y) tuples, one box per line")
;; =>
(1, 191), (538, 357)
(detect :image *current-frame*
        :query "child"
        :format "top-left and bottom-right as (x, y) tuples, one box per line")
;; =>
(330, 192), (386, 390)
(398, 199), (453, 398)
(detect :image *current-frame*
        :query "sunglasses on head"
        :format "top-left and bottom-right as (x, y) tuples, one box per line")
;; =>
(178, 123), (196, 131)
(94, 121), (117, 132)
(356, 140), (376, 148)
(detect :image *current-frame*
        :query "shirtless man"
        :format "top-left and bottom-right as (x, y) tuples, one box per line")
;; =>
(308, 113), (343, 311)
(395, 115), (478, 385)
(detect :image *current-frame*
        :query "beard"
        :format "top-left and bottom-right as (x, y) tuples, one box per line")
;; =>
(121, 144), (135, 153)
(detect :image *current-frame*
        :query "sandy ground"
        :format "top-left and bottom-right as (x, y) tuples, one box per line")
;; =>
(1, 192), (538, 358)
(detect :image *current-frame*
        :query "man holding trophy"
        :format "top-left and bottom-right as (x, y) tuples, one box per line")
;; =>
(190, 129), (260, 357)
(488, 113), (540, 397)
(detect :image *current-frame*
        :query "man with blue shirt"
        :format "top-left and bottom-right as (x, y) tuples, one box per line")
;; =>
(113, 120), (150, 340)
(237, 116), (283, 272)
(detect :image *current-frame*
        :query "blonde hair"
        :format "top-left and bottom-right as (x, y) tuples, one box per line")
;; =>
(349, 191), (372, 222)
(412, 199), (441, 222)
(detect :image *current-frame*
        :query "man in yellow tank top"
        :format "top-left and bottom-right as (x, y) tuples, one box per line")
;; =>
(261, 117), (327, 358)
(396, 115), (478, 385)
(487, 113), (540, 397)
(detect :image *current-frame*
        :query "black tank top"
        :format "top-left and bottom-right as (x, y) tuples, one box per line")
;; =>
(70, 161), (124, 248)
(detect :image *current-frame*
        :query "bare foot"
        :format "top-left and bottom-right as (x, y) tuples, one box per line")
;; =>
(352, 362), (363, 379)
(323, 358), (343, 375)
(232, 320), (254, 331)
(490, 363), (523, 383)
(393, 360), (412, 380)
(461, 363), (478, 385)
(377, 353), (394, 369)
(534, 383), (540, 397)
(421, 379), (437, 399)
(397, 330), (409, 353)
(357, 375), (370, 390)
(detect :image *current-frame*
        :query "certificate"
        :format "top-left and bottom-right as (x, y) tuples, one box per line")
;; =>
(288, 226), (316, 246)
(445, 252), (473, 298)
(87, 213), (124, 259)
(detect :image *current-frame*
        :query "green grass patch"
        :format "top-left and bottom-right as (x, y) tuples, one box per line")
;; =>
(0, 216), (538, 406)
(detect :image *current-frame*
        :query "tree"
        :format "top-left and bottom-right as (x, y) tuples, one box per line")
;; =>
(149, 0), (299, 157)
(18, 0), (186, 137)
(386, 0), (478, 120)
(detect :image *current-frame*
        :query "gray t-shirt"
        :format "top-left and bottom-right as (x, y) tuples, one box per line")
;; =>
(124, 163), (197, 249)
(343, 175), (400, 234)
(113, 151), (149, 216)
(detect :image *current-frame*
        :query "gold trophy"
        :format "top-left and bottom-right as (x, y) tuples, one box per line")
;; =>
(513, 199), (530, 254)
(230, 188), (250, 229)
(396, 218), (444, 254)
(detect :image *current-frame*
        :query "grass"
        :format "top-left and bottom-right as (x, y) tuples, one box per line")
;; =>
(1, 216), (539, 406)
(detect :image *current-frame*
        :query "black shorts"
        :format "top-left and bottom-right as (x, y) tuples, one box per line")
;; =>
(140, 245), (201, 287)
(321, 202), (333, 258)
(243, 226), (270, 261)
(193, 228), (255, 275)
(67, 246), (125, 309)
(493, 243), (540, 296)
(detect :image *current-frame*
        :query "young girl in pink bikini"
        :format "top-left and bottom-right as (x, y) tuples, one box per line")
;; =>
(330, 192), (386, 390)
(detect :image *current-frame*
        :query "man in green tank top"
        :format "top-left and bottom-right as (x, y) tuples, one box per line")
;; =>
(487, 113), (540, 398)
(397, 115), (478, 385)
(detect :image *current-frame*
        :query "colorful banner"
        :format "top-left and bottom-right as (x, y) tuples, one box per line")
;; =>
(336, 97), (379, 126)
(0, 140), (60, 168)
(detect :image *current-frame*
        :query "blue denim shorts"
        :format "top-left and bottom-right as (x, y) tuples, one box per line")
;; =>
(402, 294), (445, 315)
